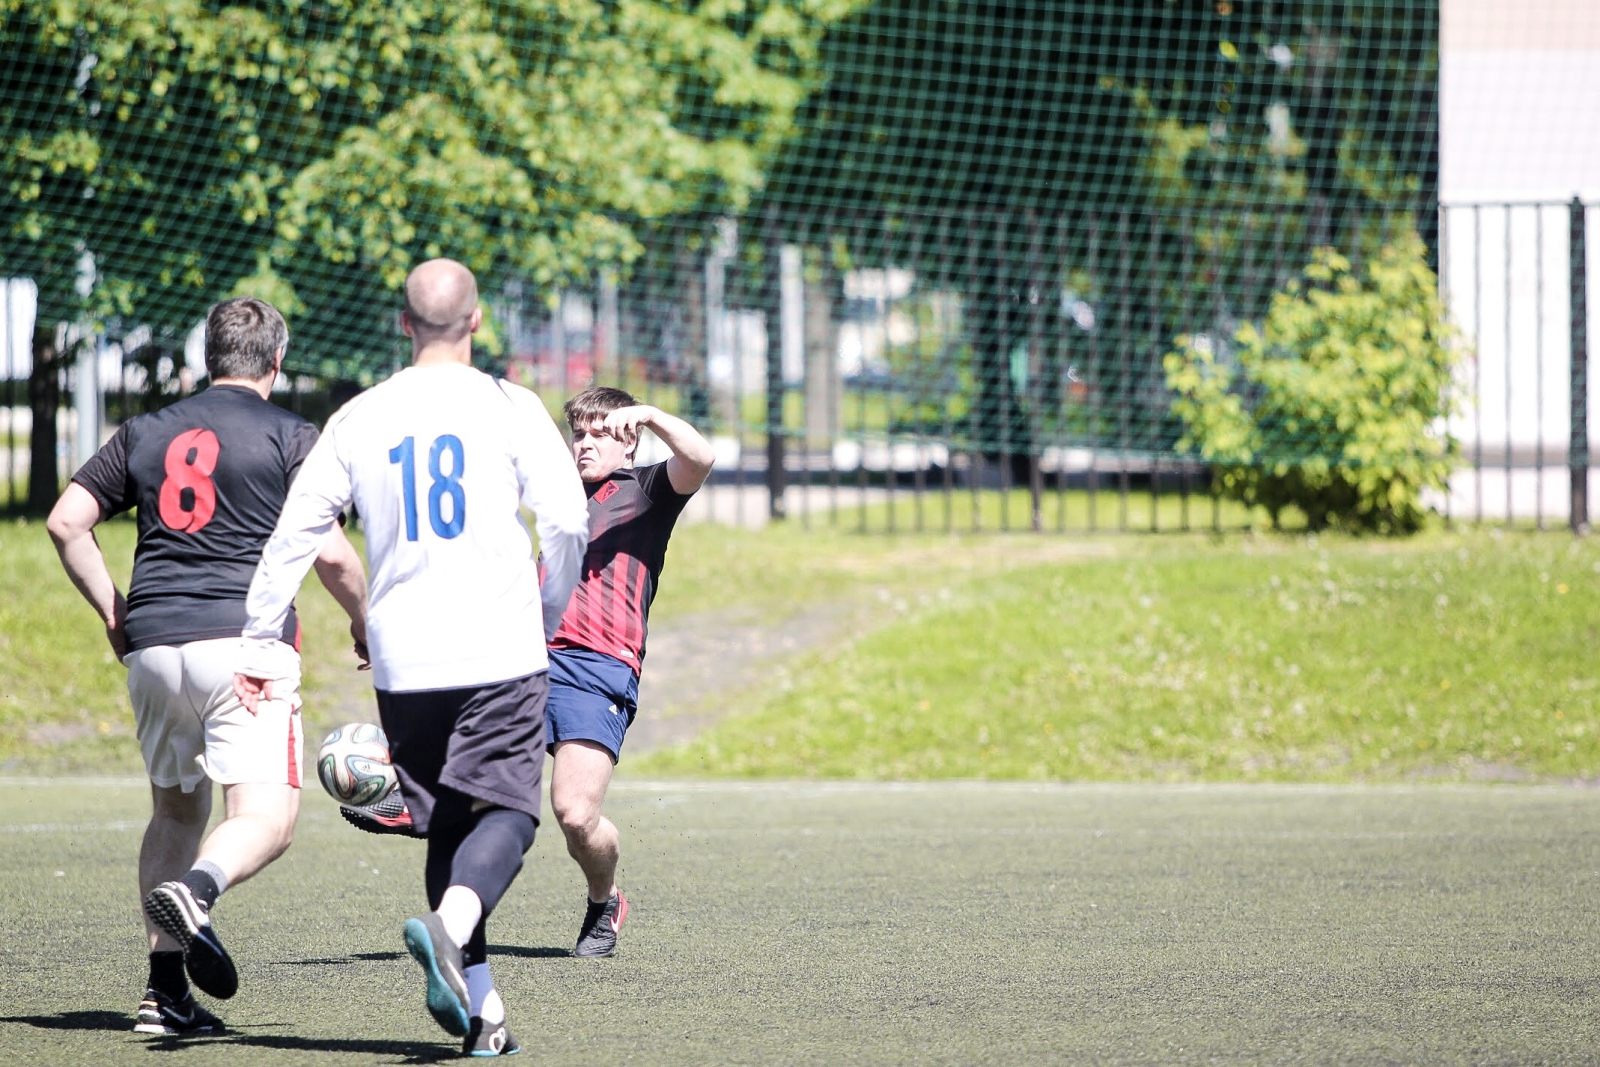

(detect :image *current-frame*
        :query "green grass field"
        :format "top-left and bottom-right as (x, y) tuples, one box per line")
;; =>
(642, 526), (1600, 782)
(3, 778), (1599, 1065)
(5, 517), (1600, 784)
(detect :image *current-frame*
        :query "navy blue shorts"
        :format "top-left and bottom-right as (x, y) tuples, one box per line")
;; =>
(545, 648), (638, 763)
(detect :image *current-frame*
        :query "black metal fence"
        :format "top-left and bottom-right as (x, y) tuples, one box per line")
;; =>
(5, 198), (1595, 533)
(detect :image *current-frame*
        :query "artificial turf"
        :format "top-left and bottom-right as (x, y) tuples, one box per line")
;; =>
(1, 778), (1598, 1064)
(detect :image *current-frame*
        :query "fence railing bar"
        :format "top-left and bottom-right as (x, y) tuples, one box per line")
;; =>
(1474, 203), (1483, 524)
(1536, 206), (1545, 529)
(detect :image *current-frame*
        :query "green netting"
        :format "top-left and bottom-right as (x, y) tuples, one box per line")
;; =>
(2, 1), (1456, 528)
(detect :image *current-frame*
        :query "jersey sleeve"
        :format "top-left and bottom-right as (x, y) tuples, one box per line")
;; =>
(502, 382), (590, 641)
(633, 460), (693, 523)
(242, 410), (356, 664)
(70, 422), (135, 518)
(282, 419), (321, 491)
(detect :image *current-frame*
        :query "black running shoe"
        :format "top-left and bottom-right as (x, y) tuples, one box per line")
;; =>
(341, 791), (418, 837)
(573, 890), (628, 958)
(144, 881), (238, 1000)
(402, 912), (470, 1037)
(133, 986), (223, 1036)
(463, 1016), (521, 1057)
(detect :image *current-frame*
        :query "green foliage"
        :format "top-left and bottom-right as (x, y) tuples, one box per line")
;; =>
(1164, 231), (1458, 533)
(1, 0), (862, 375)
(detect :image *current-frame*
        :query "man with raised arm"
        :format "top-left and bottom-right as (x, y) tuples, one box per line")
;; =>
(234, 259), (589, 1058)
(46, 297), (369, 1036)
(544, 387), (713, 956)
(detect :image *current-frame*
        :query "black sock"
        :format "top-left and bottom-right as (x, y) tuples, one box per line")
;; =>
(179, 868), (221, 910)
(148, 951), (187, 999)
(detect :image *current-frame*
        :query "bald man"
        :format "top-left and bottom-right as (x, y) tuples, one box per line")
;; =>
(236, 259), (589, 1057)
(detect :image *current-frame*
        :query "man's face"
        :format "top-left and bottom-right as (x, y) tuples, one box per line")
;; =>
(571, 419), (634, 483)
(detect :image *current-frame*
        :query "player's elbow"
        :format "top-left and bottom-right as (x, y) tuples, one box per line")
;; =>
(45, 497), (90, 548)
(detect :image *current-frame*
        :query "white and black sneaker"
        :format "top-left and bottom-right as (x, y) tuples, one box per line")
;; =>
(144, 881), (239, 1000)
(133, 986), (223, 1036)
(463, 1015), (521, 1057)
(573, 890), (629, 958)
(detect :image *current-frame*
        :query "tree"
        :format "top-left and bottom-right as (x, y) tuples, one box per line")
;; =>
(244, 0), (867, 378)
(2, 0), (861, 509)
(751, 0), (1439, 470)
(1, 0), (293, 511)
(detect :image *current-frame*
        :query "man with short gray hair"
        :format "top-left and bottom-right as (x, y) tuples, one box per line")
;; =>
(47, 295), (370, 1036)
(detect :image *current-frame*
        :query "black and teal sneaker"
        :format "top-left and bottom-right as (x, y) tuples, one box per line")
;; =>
(143, 881), (238, 1000)
(463, 1016), (521, 1057)
(133, 986), (223, 1036)
(402, 912), (470, 1037)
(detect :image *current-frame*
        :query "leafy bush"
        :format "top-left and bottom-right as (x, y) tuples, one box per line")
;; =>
(1164, 231), (1458, 533)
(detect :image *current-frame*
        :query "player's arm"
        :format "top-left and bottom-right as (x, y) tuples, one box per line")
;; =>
(601, 405), (715, 495)
(46, 483), (129, 658)
(312, 522), (369, 665)
(236, 427), (355, 711)
(509, 387), (590, 640)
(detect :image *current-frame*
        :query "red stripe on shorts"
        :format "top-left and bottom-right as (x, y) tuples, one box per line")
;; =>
(286, 715), (300, 789)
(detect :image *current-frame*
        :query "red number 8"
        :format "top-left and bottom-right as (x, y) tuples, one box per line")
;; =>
(157, 428), (220, 532)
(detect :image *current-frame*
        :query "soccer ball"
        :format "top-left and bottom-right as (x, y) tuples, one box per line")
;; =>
(317, 723), (397, 805)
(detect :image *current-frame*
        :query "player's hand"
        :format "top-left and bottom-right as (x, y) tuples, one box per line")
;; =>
(351, 619), (371, 671)
(233, 673), (274, 715)
(104, 591), (129, 661)
(104, 619), (127, 661)
(600, 405), (659, 443)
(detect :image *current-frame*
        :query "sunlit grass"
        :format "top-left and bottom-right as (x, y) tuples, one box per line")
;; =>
(636, 528), (1600, 783)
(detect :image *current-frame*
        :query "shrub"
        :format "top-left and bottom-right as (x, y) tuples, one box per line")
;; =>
(1164, 230), (1459, 533)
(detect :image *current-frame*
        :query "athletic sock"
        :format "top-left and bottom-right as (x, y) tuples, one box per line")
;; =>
(181, 861), (228, 909)
(147, 950), (187, 999)
(436, 885), (484, 948)
(463, 962), (504, 1024)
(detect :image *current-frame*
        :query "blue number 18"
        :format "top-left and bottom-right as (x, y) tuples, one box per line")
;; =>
(389, 434), (465, 541)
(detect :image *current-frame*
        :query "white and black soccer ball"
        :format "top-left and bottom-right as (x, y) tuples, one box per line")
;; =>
(317, 722), (397, 806)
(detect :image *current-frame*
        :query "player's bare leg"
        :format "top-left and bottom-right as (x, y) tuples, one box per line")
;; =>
(133, 783), (224, 1034)
(551, 740), (629, 957)
(195, 782), (299, 888)
(143, 782), (299, 1000)
(551, 741), (619, 901)
(140, 783), (211, 952)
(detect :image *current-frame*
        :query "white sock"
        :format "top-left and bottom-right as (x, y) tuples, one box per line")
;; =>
(464, 962), (505, 1024)
(436, 885), (483, 949)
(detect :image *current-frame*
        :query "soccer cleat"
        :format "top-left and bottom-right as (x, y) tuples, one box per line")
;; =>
(340, 791), (417, 837)
(402, 912), (471, 1037)
(573, 890), (629, 958)
(463, 1016), (521, 1057)
(133, 986), (223, 1036)
(143, 881), (239, 1000)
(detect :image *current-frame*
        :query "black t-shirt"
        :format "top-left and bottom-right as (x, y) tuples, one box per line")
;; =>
(548, 461), (692, 673)
(71, 385), (318, 652)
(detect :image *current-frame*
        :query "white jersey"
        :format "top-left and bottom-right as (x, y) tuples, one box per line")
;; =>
(241, 362), (589, 692)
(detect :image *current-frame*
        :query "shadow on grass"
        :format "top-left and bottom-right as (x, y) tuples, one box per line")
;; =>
(145, 1032), (458, 1062)
(2, 1010), (459, 1062)
(0, 1010), (129, 1032)
(273, 951), (405, 966)
(488, 943), (569, 959)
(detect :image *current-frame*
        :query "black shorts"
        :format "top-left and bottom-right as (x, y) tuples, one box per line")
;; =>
(375, 671), (548, 836)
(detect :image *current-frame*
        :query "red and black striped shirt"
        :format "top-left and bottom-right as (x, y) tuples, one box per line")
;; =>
(549, 461), (692, 674)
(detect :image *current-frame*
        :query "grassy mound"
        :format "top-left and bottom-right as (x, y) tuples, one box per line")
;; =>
(636, 530), (1600, 782)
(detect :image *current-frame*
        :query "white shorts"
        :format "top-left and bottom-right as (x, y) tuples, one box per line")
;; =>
(125, 637), (304, 793)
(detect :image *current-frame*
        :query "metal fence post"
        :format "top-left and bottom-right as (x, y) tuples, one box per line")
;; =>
(1572, 197), (1590, 535)
(764, 215), (787, 521)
